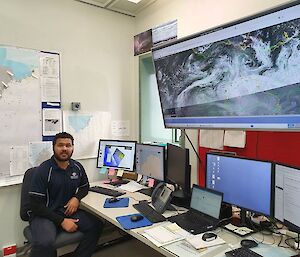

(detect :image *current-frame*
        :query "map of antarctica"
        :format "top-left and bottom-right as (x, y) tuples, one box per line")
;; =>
(0, 46), (41, 177)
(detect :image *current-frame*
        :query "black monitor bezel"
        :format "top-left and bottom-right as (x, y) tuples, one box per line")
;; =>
(166, 143), (191, 195)
(205, 152), (275, 217)
(151, 1), (300, 131)
(97, 139), (137, 171)
(274, 161), (300, 233)
(135, 143), (166, 181)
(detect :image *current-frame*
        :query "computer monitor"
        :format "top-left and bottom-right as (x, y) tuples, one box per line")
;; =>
(206, 153), (274, 217)
(274, 163), (300, 233)
(135, 143), (165, 181)
(97, 140), (136, 171)
(166, 143), (191, 196)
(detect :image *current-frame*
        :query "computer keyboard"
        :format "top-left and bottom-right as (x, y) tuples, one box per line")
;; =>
(225, 247), (263, 257)
(133, 201), (166, 223)
(89, 186), (125, 197)
(109, 179), (130, 186)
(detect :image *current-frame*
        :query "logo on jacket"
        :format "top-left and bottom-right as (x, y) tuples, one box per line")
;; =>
(70, 172), (79, 179)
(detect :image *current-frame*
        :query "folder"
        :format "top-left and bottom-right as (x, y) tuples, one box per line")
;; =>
(116, 214), (153, 230)
(103, 197), (129, 208)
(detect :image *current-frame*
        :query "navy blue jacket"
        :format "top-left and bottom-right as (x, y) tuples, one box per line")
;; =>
(29, 156), (89, 225)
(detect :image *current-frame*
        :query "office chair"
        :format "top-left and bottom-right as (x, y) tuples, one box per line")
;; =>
(20, 167), (84, 255)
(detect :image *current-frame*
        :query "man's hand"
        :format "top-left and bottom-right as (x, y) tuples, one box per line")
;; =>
(61, 218), (79, 232)
(64, 197), (80, 216)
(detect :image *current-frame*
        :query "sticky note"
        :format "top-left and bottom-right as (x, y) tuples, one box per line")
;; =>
(148, 178), (155, 187)
(117, 169), (124, 177)
(108, 168), (116, 176)
(99, 167), (107, 174)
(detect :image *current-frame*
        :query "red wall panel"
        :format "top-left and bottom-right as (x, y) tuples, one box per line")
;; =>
(198, 131), (300, 186)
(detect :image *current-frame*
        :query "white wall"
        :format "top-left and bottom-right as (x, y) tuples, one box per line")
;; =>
(134, 0), (293, 185)
(0, 0), (135, 249)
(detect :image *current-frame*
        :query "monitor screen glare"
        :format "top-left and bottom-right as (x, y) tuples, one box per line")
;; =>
(206, 153), (273, 216)
(135, 144), (165, 181)
(97, 140), (136, 171)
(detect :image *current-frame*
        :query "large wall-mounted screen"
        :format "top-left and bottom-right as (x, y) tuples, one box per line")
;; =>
(152, 2), (300, 130)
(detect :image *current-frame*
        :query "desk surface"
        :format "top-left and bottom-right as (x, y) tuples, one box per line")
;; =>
(81, 181), (298, 257)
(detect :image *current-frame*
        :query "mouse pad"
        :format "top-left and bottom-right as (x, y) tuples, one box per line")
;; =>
(116, 213), (153, 230)
(103, 197), (129, 208)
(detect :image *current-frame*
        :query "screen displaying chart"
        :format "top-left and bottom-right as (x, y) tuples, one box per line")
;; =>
(97, 140), (136, 171)
(135, 144), (165, 181)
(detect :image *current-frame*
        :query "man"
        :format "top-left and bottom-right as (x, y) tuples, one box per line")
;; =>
(29, 132), (103, 257)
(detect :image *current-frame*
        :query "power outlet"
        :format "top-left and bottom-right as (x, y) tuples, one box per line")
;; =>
(71, 102), (81, 111)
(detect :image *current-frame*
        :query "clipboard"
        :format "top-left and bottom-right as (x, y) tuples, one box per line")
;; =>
(103, 197), (129, 208)
(116, 214), (153, 230)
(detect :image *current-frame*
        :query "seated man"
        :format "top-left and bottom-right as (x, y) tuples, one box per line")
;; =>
(29, 132), (103, 257)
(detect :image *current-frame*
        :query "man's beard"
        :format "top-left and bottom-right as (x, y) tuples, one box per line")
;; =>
(54, 150), (73, 162)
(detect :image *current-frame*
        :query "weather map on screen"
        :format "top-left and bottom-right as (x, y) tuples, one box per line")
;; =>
(97, 140), (136, 171)
(152, 3), (300, 129)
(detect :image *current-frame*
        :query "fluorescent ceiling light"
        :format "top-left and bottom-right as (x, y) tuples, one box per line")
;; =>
(128, 0), (141, 3)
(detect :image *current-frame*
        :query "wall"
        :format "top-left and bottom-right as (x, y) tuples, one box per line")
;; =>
(0, 0), (135, 248)
(135, 0), (293, 187)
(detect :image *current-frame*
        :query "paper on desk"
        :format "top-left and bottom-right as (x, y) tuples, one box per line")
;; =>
(224, 223), (253, 235)
(141, 222), (189, 247)
(164, 240), (227, 257)
(118, 181), (147, 192)
(162, 240), (202, 257)
(186, 233), (225, 249)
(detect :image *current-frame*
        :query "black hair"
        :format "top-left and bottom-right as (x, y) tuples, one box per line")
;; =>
(52, 132), (74, 148)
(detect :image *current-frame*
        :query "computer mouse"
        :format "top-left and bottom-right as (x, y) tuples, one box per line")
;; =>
(130, 214), (144, 222)
(108, 197), (120, 203)
(240, 239), (258, 248)
(202, 232), (217, 242)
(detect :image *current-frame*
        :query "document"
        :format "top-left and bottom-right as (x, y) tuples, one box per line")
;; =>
(224, 223), (253, 236)
(140, 222), (189, 247)
(224, 130), (246, 148)
(42, 108), (62, 136)
(118, 180), (147, 192)
(199, 129), (224, 149)
(9, 146), (29, 176)
(186, 233), (225, 249)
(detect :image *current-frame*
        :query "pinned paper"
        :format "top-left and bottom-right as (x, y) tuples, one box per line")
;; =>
(148, 178), (155, 187)
(117, 169), (124, 177)
(99, 167), (107, 174)
(137, 174), (143, 182)
(142, 175), (148, 184)
(108, 168), (116, 176)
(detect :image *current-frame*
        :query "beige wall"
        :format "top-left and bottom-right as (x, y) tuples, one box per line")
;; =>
(0, 0), (135, 248)
(0, 0), (295, 251)
(134, 0), (293, 186)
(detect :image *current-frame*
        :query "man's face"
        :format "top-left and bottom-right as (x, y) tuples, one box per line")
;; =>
(53, 138), (74, 162)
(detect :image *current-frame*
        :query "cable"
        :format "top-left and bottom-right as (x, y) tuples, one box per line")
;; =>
(182, 130), (202, 165)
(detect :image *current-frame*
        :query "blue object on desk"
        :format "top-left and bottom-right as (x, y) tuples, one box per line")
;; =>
(103, 197), (129, 208)
(116, 213), (153, 230)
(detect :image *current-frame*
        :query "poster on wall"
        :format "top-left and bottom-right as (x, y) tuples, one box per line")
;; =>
(134, 29), (153, 56)
(152, 20), (177, 46)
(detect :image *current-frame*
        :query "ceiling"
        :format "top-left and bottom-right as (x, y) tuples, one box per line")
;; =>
(75, 0), (157, 17)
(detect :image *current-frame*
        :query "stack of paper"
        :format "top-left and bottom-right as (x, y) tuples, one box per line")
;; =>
(118, 181), (147, 192)
(186, 233), (225, 249)
(224, 223), (253, 236)
(141, 222), (189, 247)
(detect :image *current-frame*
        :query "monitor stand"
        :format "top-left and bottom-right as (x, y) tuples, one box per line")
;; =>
(171, 189), (190, 209)
(138, 187), (154, 196)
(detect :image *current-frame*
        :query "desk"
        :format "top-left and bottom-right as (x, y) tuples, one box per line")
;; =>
(81, 182), (298, 257)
